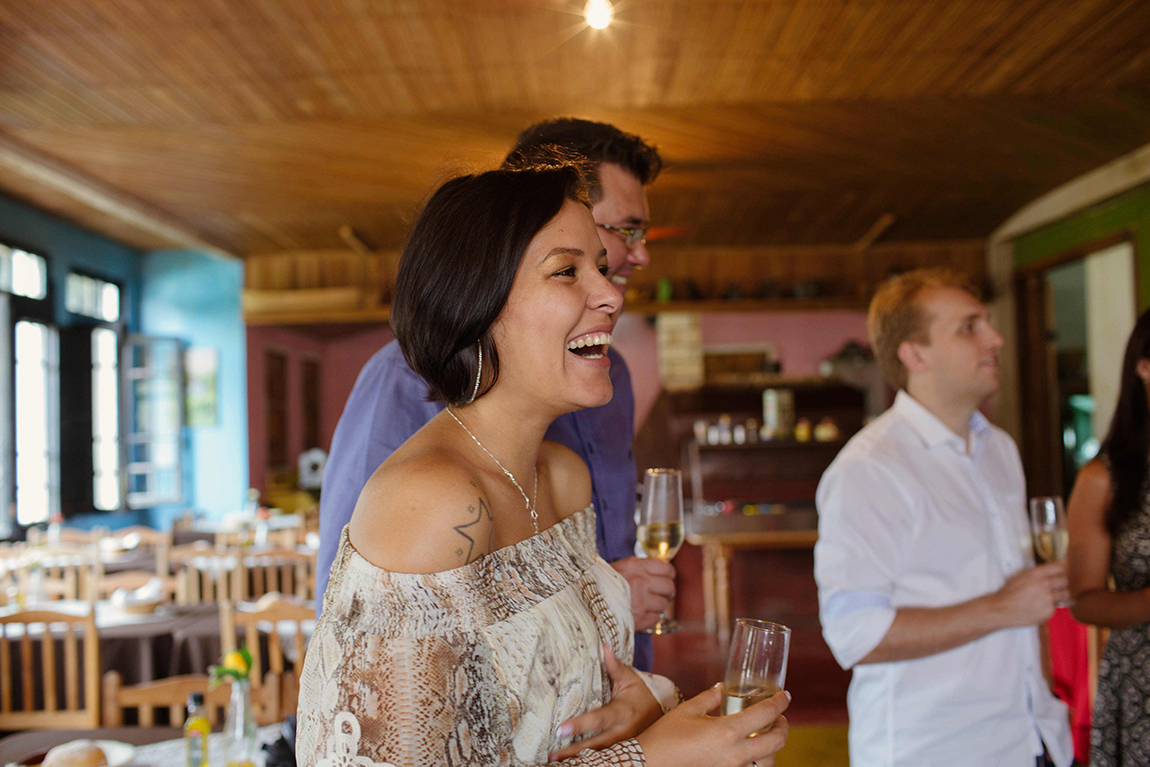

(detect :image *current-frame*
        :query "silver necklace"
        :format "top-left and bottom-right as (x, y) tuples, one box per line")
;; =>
(445, 408), (539, 534)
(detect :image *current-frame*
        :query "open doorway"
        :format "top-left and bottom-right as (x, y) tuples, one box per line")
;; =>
(1016, 239), (1138, 496)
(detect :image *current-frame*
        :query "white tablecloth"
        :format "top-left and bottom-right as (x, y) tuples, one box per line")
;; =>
(129, 723), (281, 766)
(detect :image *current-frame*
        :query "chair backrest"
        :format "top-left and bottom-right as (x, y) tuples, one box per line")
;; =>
(107, 526), (173, 576)
(241, 549), (316, 601)
(95, 570), (178, 602)
(28, 528), (99, 546)
(220, 596), (314, 720)
(175, 551), (243, 605)
(101, 671), (280, 727)
(102, 671), (223, 726)
(168, 541), (216, 564)
(11, 554), (95, 601)
(112, 526), (171, 548)
(0, 609), (100, 729)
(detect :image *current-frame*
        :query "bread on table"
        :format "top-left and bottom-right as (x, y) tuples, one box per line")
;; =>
(41, 740), (107, 767)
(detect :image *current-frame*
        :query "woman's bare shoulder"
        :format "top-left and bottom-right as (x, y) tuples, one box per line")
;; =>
(1068, 458), (1114, 528)
(1074, 459), (1113, 497)
(349, 448), (496, 573)
(540, 440), (592, 520)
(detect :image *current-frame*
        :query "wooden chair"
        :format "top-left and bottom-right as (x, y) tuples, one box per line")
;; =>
(220, 596), (314, 721)
(174, 550), (244, 605)
(111, 525), (171, 548)
(214, 530), (256, 549)
(10, 555), (95, 601)
(168, 540), (217, 564)
(101, 671), (280, 727)
(241, 549), (316, 601)
(27, 527), (101, 547)
(0, 608), (100, 729)
(94, 570), (178, 602)
(105, 526), (173, 576)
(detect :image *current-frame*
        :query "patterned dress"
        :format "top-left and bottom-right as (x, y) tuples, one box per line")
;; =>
(298, 505), (677, 767)
(1091, 498), (1150, 766)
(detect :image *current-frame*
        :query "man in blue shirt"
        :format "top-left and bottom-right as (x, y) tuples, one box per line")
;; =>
(316, 118), (674, 671)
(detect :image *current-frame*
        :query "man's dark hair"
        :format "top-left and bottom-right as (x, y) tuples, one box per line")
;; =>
(392, 163), (589, 406)
(504, 118), (662, 202)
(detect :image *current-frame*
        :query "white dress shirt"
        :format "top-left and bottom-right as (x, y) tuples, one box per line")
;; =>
(814, 391), (1072, 767)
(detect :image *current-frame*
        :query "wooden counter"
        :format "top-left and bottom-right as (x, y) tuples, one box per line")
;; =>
(686, 510), (818, 642)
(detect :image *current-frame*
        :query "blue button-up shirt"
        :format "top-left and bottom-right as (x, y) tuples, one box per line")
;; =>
(316, 340), (652, 670)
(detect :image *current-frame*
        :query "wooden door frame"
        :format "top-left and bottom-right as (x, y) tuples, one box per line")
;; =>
(1012, 230), (1139, 496)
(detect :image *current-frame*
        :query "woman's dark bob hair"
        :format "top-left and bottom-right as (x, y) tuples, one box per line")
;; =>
(391, 162), (590, 406)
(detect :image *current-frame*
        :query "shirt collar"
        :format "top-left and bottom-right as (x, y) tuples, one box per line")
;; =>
(893, 390), (990, 452)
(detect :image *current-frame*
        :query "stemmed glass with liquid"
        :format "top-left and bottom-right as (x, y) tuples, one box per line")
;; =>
(1029, 495), (1071, 606)
(721, 619), (791, 722)
(1029, 496), (1069, 564)
(637, 468), (685, 634)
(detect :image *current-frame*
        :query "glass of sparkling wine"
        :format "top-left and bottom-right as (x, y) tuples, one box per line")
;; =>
(638, 468), (685, 634)
(721, 618), (791, 730)
(1029, 495), (1071, 606)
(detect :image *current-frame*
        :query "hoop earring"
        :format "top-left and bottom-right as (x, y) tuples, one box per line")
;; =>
(467, 342), (483, 404)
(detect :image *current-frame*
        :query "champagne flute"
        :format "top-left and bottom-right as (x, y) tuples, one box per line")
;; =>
(1029, 496), (1068, 564)
(721, 618), (791, 730)
(1029, 495), (1071, 606)
(637, 468), (685, 634)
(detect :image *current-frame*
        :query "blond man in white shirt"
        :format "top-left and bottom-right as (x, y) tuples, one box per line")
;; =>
(814, 269), (1074, 767)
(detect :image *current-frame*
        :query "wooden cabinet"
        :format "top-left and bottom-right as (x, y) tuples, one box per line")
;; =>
(636, 380), (866, 638)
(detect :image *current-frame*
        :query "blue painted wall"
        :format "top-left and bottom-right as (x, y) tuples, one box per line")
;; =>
(0, 194), (249, 530)
(140, 249), (248, 528)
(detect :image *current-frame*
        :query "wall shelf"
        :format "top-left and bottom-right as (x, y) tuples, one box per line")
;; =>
(694, 439), (848, 451)
(626, 297), (869, 315)
(242, 297), (868, 326)
(244, 306), (390, 326)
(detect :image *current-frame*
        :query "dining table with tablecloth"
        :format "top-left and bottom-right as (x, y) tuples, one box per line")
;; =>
(0, 722), (285, 766)
(0, 598), (313, 709)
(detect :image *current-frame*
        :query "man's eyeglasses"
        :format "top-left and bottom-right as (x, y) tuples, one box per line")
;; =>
(597, 222), (648, 248)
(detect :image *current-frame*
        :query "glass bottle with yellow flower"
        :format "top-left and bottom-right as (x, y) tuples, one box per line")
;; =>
(210, 647), (256, 767)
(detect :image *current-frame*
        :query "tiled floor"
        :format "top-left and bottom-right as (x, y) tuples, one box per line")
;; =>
(651, 544), (851, 725)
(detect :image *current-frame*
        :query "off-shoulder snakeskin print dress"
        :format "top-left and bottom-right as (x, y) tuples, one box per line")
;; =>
(298, 505), (674, 767)
(1091, 495), (1150, 766)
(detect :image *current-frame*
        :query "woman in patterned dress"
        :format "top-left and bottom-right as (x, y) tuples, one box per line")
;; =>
(1069, 307), (1150, 766)
(297, 162), (790, 767)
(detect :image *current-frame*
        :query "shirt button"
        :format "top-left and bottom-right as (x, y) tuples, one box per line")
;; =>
(587, 444), (595, 455)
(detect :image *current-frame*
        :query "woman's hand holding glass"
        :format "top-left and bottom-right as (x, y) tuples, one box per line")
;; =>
(635, 684), (790, 767)
(721, 619), (791, 735)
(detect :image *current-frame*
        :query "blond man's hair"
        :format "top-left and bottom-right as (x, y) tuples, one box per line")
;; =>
(868, 268), (981, 390)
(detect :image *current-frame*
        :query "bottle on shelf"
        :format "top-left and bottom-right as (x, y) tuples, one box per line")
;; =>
(184, 692), (210, 767)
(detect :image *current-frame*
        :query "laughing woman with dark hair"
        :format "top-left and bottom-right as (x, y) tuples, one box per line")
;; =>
(1068, 307), (1150, 766)
(296, 163), (790, 767)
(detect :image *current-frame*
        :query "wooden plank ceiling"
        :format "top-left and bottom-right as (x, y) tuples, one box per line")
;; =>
(0, 0), (1149, 254)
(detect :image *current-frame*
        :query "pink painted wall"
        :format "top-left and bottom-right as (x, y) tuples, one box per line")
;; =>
(612, 313), (661, 432)
(699, 311), (869, 375)
(321, 327), (395, 448)
(246, 325), (393, 493)
(613, 310), (871, 433)
(248, 312), (868, 488)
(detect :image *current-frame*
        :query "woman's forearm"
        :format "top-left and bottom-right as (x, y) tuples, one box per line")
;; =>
(1071, 587), (1150, 629)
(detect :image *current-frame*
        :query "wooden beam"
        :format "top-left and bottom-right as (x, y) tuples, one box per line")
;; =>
(338, 225), (373, 307)
(0, 130), (234, 258)
(854, 213), (897, 252)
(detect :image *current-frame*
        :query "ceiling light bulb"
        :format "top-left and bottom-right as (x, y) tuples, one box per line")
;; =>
(584, 0), (613, 29)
